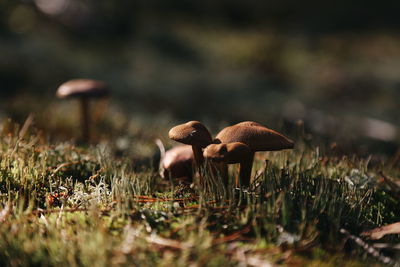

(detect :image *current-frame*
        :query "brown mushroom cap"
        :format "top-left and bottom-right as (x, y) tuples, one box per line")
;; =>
(56, 79), (109, 99)
(163, 145), (194, 169)
(203, 142), (251, 164)
(215, 121), (294, 151)
(161, 145), (194, 179)
(235, 121), (265, 127)
(168, 121), (212, 148)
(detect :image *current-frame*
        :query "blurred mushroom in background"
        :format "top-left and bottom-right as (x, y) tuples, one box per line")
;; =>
(56, 79), (109, 143)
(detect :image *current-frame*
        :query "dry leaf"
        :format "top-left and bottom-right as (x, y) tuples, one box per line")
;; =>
(361, 222), (400, 240)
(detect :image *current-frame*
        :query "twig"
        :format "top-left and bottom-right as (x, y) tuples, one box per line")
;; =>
(19, 113), (34, 140)
(213, 225), (251, 245)
(133, 195), (197, 203)
(373, 243), (400, 250)
(51, 161), (80, 176)
(10, 113), (34, 157)
(145, 234), (188, 250)
(379, 171), (400, 193)
(340, 228), (398, 266)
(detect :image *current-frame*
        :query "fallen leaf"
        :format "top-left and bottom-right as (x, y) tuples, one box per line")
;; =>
(361, 222), (400, 240)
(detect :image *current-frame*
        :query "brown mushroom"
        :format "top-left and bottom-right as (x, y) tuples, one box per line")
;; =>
(203, 142), (252, 187)
(56, 79), (109, 143)
(168, 121), (213, 166)
(213, 121), (294, 186)
(159, 144), (194, 180)
(235, 121), (265, 127)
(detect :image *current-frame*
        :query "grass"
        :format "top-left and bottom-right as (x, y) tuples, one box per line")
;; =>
(0, 121), (399, 266)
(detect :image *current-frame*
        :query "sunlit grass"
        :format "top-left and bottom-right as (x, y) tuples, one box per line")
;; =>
(0, 125), (398, 266)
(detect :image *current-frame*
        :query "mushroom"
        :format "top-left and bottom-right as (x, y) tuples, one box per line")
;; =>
(168, 121), (213, 167)
(234, 121), (265, 127)
(157, 140), (194, 180)
(213, 121), (294, 187)
(56, 79), (109, 143)
(203, 142), (252, 187)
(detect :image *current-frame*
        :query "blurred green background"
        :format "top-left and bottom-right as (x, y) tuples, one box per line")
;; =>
(0, 0), (399, 157)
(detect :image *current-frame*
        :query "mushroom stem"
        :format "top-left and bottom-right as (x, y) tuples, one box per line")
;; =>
(80, 97), (90, 143)
(191, 145), (204, 167)
(238, 152), (255, 187)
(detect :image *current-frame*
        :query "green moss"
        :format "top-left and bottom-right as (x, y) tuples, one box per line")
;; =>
(0, 131), (397, 266)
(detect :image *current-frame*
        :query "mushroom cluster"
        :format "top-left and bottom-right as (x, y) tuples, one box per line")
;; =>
(54, 79), (293, 189)
(54, 79), (293, 188)
(167, 120), (294, 187)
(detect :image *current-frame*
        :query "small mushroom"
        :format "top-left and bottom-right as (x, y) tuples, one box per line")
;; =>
(213, 121), (294, 186)
(56, 79), (109, 143)
(159, 145), (194, 180)
(168, 121), (213, 166)
(203, 142), (252, 186)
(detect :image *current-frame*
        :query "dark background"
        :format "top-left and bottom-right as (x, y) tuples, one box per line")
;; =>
(0, 0), (399, 157)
